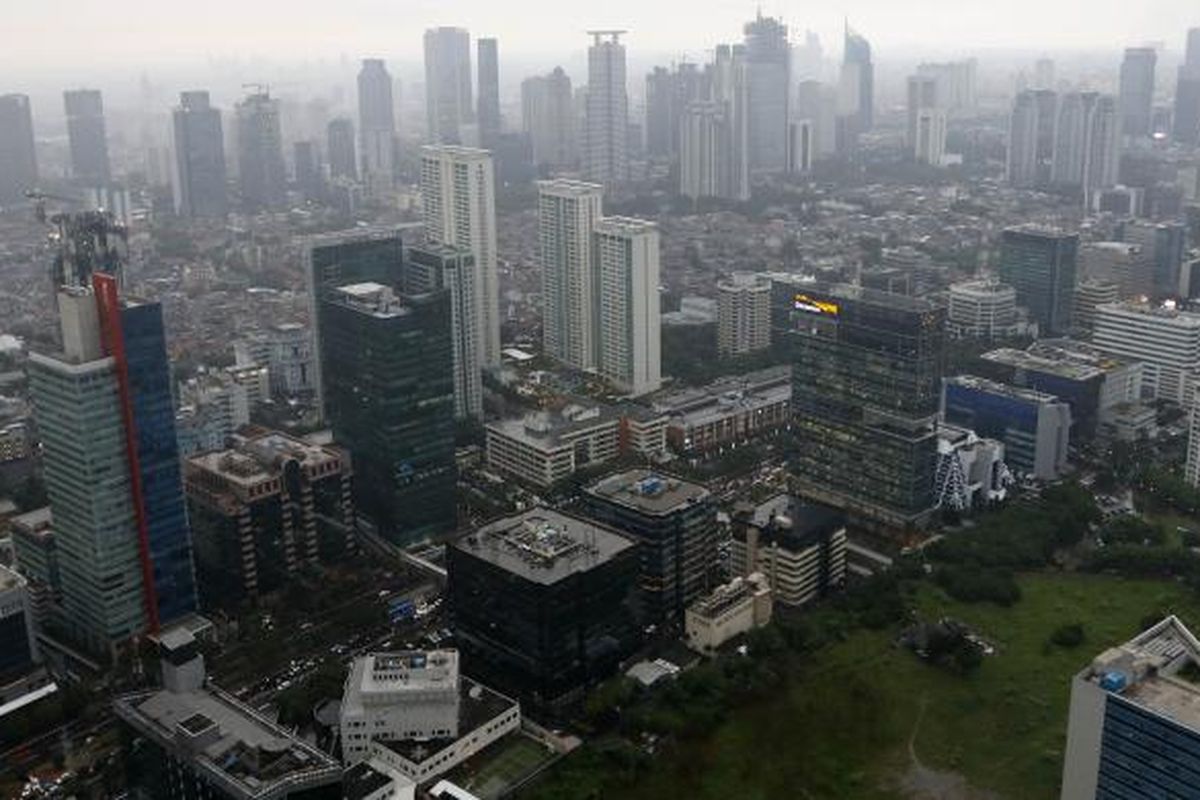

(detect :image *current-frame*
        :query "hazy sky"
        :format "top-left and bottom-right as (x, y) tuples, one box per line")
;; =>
(4, 0), (1195, 73)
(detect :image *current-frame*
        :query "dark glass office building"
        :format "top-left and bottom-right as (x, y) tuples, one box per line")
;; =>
(318, 282), (456, 543)
(582, 470), (716, 627)
(448, 509), (639, 709)
(773, 281), (944, 531)
(997, 226), (1078, 336)
(63, 89), (111, 186)
(121, 300), (198, 624)
(171, 91), (228, 218)
(0, 93), (38, 205)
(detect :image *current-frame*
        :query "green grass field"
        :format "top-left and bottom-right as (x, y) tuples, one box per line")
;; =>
(537, 573), (1200, 800)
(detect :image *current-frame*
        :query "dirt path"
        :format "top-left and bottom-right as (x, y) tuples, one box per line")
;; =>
(895, 693), (1003, 800)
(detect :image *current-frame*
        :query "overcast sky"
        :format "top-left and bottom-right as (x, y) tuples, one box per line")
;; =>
(3, 0), (1195, 73)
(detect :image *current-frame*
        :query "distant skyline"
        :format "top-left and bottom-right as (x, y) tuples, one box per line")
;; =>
(2, 0), (1196, 74)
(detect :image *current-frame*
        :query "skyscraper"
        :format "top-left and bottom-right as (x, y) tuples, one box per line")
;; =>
(1051, 91), (1098, 191)
(1118, 46), (1157, 138)
(292, 140), (321, 199)
(424, 26), (473, 144)
(326, 117), (357, 181)
(584, 30), (629, 186)
(0, 94), (38, 205)
(63, 89), (111, 186)
(522, 67), (576, 171)
(420, 145), (500, 366)
(407, 243), (483, 419)
(1007, 90), (1057, 188)
(357, 59), (396, 195)
(796, 79), (837, 158)
(906, 75), (944, 164)
(234, 91), (287, 212)
(595, 217), (662, 396)
(777, 282), (945, 531)
(743, 13), (789, 173)
(477, 38), (501, 149)
(318, 282), (456, 544)
(1175, 28), (1200, 146)
(997, 226), (1078, 336)
(645, 63), (704, 160)
(538, 179), (605, 370)
(680, 101), (735, 200)
(841, 25), (874, 138)
(1085, 95), (1121, 207)
(171, 91), (228, 218)
(28, 278), (197, 655)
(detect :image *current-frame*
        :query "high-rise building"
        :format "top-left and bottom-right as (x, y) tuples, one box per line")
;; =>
(914, 108), (947, 166)
(645, 63), (704, 160)
(477, 38), (501, 149)
(1092, 301), (1200, 404)
(787, 118), (815, 173)
(795, 79), (837, 158)
(407, 244), (482, 419)
(997, 226), (1078, 336)
(292, 140), (322, 199)
(1175, 28), (1200, 146)
(1085, 95), (1121, 207)
(1051, 92), (1097, 191)
(171, 91), (228, 218)
(448, 509), (640, 707)
(28, 279), (197, 655)
(594, 216), (662, 396)
(317, 282), (456, 544)
(1074, 279), (1120, 335)
(1119, 219), (1188, 299)
(680, 46), (749, 200)
(0, 94), (38, 205)
(946, 279), (1021, 339)
(420, 145), (500, 366)
(184, 429), (354, 609)
(583, 470), (716, 626)
(1061, 616), (1200, 799)
(906, 75), (938, 156)
(730, 495), (847, 607)
(1118, 47), (1157, 138)
(717, 272), (772, 357)
(326, 117), (358, 181)
(424, 27), (473, 144)
(916, 60), (978, 111)
(234, 91), (287, 212)
(63, 89), (111, 186)
(584, 31), (629, 186)
(538, 179), (605, 370)
(743, 13), (789, 173)
(775, 282), (945, 531)
(0, 565), (39, 682)
(358, 59), (397, 195)
(521, 68), (575, 171)
(841, 25), (874, 140)
(1006, 90), (1057, 188)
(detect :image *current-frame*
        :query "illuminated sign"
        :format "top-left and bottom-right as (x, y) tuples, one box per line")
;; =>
(793, 293), (839, 316)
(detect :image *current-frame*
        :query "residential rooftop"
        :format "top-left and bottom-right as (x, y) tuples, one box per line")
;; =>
(586, 470), (710, 516)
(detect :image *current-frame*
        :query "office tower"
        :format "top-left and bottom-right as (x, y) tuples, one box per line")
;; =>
(1176, 28), (1200, 145)
(522, 67), (576, 171)
(448, 509), (639, 707)
(1051, 92), (1098, 191)
(914, 109), (947, 166)
(170, 91), (228, 218)
(1079, 241), (1148, 299)
(0, 94), (38, 205)
(742, 13), (789, 173)
(906, 75), (938, 155)
(946, 279), (1020, 339)
(777, 282), (944, 530)
(645, 62), (704, 160)
(584, 30), (629, 186)
(841, 24), (874, 136)
(786, 119), (814, 174)
(717, 272), (772, 356)
(477, 38), (501, 148)
(10, 508), (58, 631)
(326, 116), (357, 181)
(997, 226), (1078, 336)
(1061, 616), (1200, 799)
(1074, 279), (1120, 335)
(1093, 301), (1200, 404)
(318, 282), (455, 543)
(1119, 220), (1187, 298)
(184, 429), (354, 609)
(424, 26), (473, 143)
(796, 79), (837, 158)
(1118, 47), (1157, 138)
(358, 58), (397, 195)
(292, 140), (321, 199)
(1006, 89), (1058, 188)
(680, 46), (749, 200)
(538, 179), (605, 369)
(0, 565), (39, 679)
(943, 376), (1071, 479)
(917, 60), (978, 111)
(305, 227), (406, 417)
(234, 91), (287, 212)
(583, 470), (716, 626)
(63, 89), (111, 186)
(594, 217), (662, 395)
(115, 634), (343, 799)
(28, 279), (197, 655)
(407, 244), (482, 419)
(420, 145), (500, 366)
(730, 496), (848, 606)
(1085, 95), (1120, 206)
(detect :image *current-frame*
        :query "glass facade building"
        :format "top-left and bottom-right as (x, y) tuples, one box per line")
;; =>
(997, 226), (1078, 336)
(774, 281), (944, 531)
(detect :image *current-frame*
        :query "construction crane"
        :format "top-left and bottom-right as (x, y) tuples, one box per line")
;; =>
(25, 188), (128, 292)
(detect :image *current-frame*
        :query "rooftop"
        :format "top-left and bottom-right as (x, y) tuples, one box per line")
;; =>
(586, 470), (710, 516)
(343, 650), (460, 715)
(0, 564), (26, 592)
(454, 509), (634, 584)
(689, 573), (770, 621)
(734, 494), (846, 550)
(187, 429), (344, 489)
(537, 178), (604, 197)
(487, 401), (623, 451)
(10, 506), (52, 536)
(1097, 301), (1200, 326)
(945, 374), (1065, 405)
(374, 677), (516, 766)
(1083, 616), (1200, 733)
